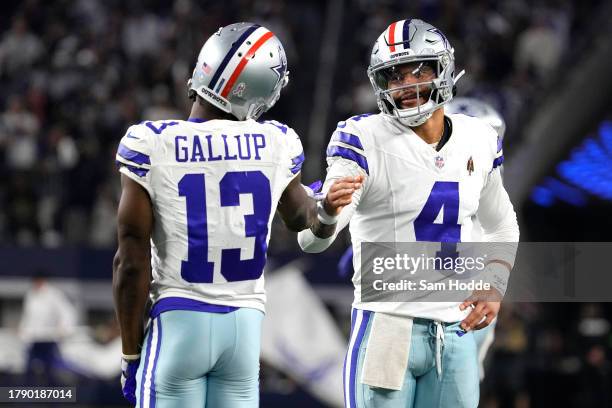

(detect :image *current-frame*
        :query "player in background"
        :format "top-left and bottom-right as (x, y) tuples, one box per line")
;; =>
(445, 96), (507, 381)
(298, 19), (519, 407)
(112, 22), (362, 408)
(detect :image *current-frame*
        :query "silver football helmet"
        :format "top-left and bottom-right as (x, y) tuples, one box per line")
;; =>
(445, 97), (506, 140)
(367, 19), (464, 127)
(188, 22), (289, 120)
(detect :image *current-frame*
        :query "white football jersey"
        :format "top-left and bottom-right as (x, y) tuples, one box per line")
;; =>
(320, 112), (517, 322)
(116, 118), (303, 312)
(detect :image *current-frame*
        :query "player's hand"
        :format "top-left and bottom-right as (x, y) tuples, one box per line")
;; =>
(459, 289), (501, 331)
(323, 175), (364, 216)
(121, 355), (140, 405)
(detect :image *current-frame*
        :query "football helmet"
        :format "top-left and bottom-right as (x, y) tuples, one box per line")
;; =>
(188, 22), (289, 120)
(445, 97), (506, 140)
(367, 19), (464, 127)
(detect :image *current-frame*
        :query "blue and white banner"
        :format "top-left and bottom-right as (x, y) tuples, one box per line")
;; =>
(262, 264), (345, 408)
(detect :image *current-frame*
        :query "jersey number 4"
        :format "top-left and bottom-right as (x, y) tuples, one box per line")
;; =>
(414, 181), (460, 258)
(178, 171), (271, 283)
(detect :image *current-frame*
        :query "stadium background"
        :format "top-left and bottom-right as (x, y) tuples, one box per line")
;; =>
(1, 0), (612, 406)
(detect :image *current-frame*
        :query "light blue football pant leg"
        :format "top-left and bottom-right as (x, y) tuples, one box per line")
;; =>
(345, 312), (479, 408)
(413, 321), (479, 408)
(344, 309), (417, 408)
(135, 308), (263, 408)
(472, 320), (496, 380)
(205, 309), (262, 408)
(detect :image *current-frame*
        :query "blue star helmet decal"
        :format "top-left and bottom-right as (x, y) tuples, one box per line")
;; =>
(427, 27), (449, 48)
(270, 45), (287, 86)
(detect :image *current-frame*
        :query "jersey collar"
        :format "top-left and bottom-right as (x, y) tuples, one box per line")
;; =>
(435, 116), (452, 152)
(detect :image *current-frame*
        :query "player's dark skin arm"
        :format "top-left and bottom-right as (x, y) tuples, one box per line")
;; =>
(277, 173), (363, 238)
(113, 175), (154, 355)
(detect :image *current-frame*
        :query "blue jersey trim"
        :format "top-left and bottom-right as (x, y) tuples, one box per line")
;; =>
(290, 151), (305, 174)
(326, 145), (369, 174)
(117, 144), (150, 166)
(332, 131), (364, 150)
(261, 120), (288, 134)
(493, 155), (504, 169)
(117, 161), (149, 177)
(150, 297), (239, 318)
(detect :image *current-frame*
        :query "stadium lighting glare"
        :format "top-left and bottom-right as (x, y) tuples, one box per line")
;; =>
(531, 121), (612, 206)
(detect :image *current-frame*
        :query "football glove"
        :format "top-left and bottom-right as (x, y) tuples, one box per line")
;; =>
(121, 353), (140, 405)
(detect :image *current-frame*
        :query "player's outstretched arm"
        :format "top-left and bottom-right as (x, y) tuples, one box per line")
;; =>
(277, 174), (363, 238)
(113, 175), (153, 356)
(460, 166), (519, 332)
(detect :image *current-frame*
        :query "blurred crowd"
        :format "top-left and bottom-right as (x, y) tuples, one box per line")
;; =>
(0, 0), (322, 247)
(475, 302), (612, 408)
(0, 0), (605, 248)
(335, 0), (603, 140)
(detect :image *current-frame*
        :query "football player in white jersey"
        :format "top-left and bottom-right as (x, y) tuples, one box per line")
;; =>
(445, 96), (507, 381)
(112, 23), (362, 408)
(298, 19), (519, 407)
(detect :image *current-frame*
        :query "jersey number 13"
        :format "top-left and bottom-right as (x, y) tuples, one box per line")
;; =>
(178, 171), (271, 283)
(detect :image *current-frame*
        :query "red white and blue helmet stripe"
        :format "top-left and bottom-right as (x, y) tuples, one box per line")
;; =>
(386, 19), (413, 52)
(207, 24), (274, 98)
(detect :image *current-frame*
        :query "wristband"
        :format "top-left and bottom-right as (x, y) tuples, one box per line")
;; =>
(122, 353), (141, 361)
(317, 201), (338, 225)
(484, 262), (510, 297)
(302, 181), (325, 201)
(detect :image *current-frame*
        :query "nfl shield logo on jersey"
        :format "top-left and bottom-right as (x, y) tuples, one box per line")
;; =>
(434, 155), (445, 169)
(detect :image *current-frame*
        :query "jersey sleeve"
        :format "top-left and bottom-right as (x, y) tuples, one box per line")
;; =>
(261, 120), (305, 181)
(326, 119), (370, 175)
(286, 126), (305, 179)
(492, 129), (504, 172)
(297, 119), (369, 253)
(476, 121), (519, 270)
(323, 119), (371, 193)
(115, 124), (155, 197)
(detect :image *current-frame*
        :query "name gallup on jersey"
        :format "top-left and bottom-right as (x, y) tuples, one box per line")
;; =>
(175, 133), (266, 163)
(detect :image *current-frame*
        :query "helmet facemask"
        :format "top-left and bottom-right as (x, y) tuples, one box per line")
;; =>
(368, 53), (456, 127)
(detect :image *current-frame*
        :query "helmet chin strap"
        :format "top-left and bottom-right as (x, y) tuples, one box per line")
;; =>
(392, 96), (435, 127)
(398, 111), (432, 127)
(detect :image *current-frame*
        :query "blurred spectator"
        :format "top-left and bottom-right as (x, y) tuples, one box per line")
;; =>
(141, 84), (182, 120)
(89, 182), (118, 248)
(5, 173), (39, 245)
(0, 15), (43, 77)
(122, 10), (167, 59)
(515, 11), (564, 82)
(19, 271), (78, 385)
(1, 95), (39, 170)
